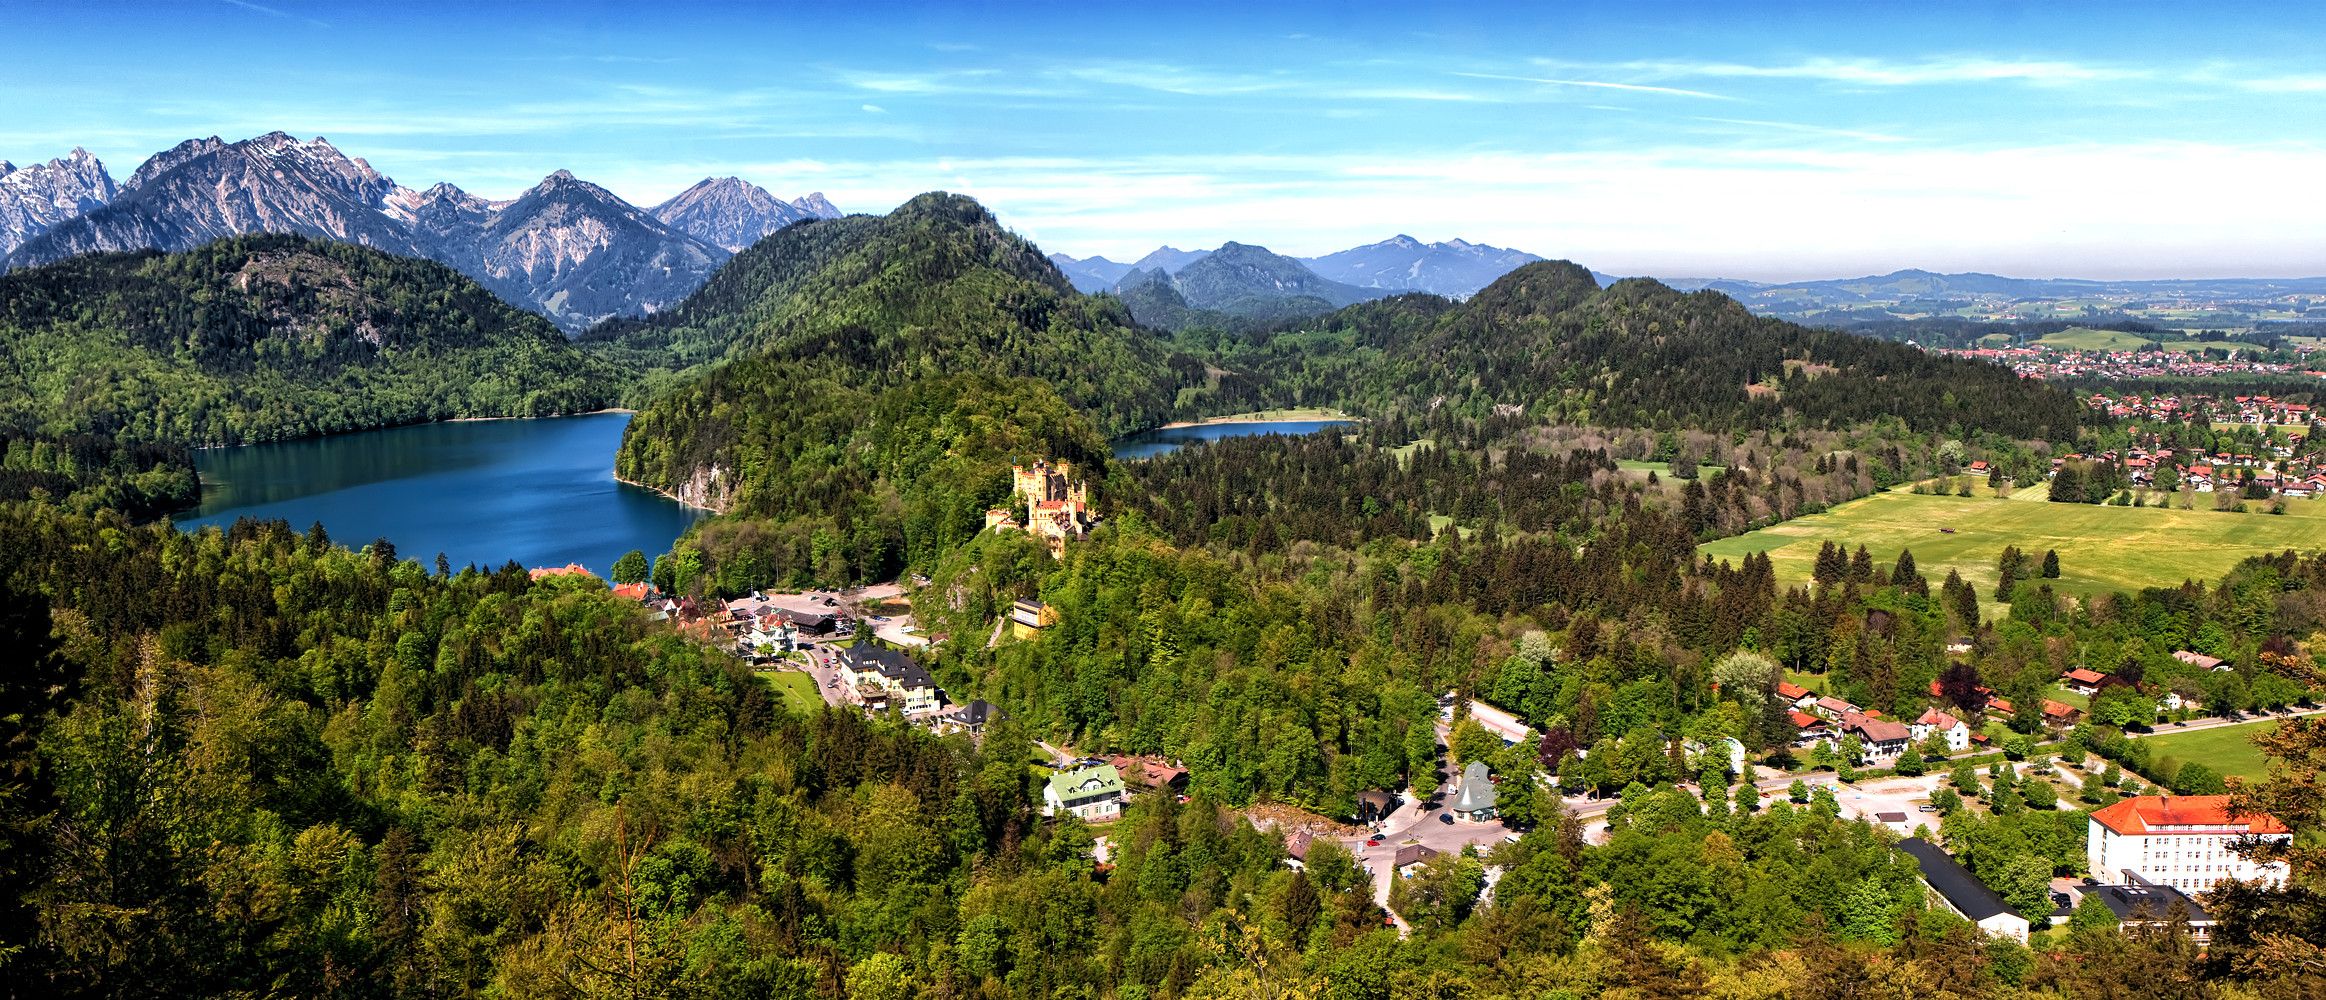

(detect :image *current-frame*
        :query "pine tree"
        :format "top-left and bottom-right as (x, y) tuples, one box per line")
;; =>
(2041, 549), (2060, 579)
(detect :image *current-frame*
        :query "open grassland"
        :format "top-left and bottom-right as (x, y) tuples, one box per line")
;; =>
(1699, 489), (2326, 607)
(2036, 327), (2158, 351)
(2139, 719), (2285, 780)
(761, 670), (824, 715)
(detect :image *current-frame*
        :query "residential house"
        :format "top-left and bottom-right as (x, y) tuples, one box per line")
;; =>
(2041, 699), (2082, 726)
(937, 699), (1011, 736)
(1812, 696), (1860, 720)
(2173, 650), (2230, 671)
(1393, 843), (1441, 875)
(1788, 710), (1831, 746)
(2062, 668), (2109, 696)
(1840, 715), (1913, 761)
(1109, 755), (1190, 793)
(1776, 681), (1814, 707)
(1912, 709), (1971, 753)
(778, 608), (835, 635)
(1946, 637), (1975, 654)
(1283, 831), (1314, 868)
(838, 644), (944, 715)
(1451, 761), (1499, 821)
(1044, 765), (1125, 822)
(1899, 838), (2030, 942)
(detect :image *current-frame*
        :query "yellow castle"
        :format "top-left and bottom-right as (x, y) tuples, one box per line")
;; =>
(987, 459), (1092, 558)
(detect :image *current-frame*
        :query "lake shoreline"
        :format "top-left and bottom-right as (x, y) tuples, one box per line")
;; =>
(613, 471), (725, 514)
(1157, 410), (1356, 430)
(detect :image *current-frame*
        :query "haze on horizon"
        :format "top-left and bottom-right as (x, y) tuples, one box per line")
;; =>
(5, 0), (2324, 282)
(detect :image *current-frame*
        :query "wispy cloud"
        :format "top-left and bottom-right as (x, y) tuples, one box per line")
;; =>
(1455, 71), (1734, 100)
(218, 0), (326, 29)
(1530, 56), (2144, 88)
(1696, 118), (1911, 143)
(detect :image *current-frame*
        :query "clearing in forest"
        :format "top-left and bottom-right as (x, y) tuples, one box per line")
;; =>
(2138, 719), (2285, 780)
(1698, 489), (2326, 603)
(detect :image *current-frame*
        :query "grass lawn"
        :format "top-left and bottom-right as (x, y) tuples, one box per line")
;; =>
(2138, 719), (2285, 780)
(761, 671), (824, 715)
(2036, 327), (2156, 351)
(1699, 490), (2326, 609)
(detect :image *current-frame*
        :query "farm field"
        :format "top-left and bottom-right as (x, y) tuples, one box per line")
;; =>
(2138, 719), (2285, 780)
(761, 670), (824, 715)
(1698, 489), (2326, 607)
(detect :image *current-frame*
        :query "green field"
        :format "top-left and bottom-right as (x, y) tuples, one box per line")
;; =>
(1699, 489), (2326, 607)
(761, 670), (825, 714)
(2036, 327), (2158, 351)
(2138, 719), (2285, 780)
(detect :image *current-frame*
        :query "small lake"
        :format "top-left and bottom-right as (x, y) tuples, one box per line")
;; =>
(178, 412), (704, 576)
(1110, 420), (1355, 460)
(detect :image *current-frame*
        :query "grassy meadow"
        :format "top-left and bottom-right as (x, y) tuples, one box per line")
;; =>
(2138, 719), (2286, 780)
(761, 670), (825, 715)
(1698, 488), (2326, 608)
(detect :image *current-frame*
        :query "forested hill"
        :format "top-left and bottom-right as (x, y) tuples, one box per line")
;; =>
(579, 192), (1199, 434)
(0, 234), (628, 445)
(1210, 261), (2090, 442)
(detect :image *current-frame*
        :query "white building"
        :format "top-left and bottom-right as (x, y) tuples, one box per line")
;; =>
(2087, 795), (2290, 893)
(1911, 708), (1971, 753)
(1899, 837), (2030, 942)
(1044, 764), (1125, 821)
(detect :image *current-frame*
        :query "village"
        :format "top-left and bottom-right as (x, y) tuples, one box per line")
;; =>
(565, 453), (2311, 942)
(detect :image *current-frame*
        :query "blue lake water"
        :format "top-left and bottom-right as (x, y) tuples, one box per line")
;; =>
(178, 412), (704, 575)
(1110, 419), (1355, 460)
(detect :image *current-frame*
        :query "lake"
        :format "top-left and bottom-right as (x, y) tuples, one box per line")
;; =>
(178, 412), (704, 576)
(1110, 420), (1354, 460)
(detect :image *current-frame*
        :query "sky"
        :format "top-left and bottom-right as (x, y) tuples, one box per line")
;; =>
(4, 0), (2325, 280)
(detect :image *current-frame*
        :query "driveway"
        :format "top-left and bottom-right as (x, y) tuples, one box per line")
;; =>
(795, 644), (847, 708)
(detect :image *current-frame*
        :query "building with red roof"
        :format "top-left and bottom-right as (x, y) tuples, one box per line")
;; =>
(2087, 795), (2289, 892)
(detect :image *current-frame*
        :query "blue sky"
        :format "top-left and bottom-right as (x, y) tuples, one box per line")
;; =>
(5, 0), (2325, 279)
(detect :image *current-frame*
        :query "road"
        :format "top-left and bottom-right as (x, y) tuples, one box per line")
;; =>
(2126, 705), (2325, 739)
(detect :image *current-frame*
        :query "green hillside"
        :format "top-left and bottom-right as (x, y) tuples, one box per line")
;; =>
(1207, 262), (2092, 441)
(0, 234), (628, 445)
(581, 192), (1196, 436)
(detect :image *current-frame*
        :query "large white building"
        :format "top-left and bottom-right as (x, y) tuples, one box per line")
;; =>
(2087, 795), (2289, 893)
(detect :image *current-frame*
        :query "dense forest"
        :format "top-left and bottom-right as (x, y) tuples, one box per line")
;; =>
(0, 429), (198, 520)
(0, 234), (628, 445)
(1, 492), (2321, 997)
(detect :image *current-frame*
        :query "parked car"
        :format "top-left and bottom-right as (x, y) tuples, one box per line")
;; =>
(1366, 835), (1384, 846)
(1438, 814), (1454, 825)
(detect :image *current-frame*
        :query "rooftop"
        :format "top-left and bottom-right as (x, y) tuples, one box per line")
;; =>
(1899, 837), (2018, 922)
(2089, 795), (2288, 836)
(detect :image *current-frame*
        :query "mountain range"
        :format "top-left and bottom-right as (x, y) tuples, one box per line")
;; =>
(0, 133), (842, 332)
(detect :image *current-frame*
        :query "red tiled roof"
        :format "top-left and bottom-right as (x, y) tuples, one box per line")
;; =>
(2064, 668), (2106, 685)
(2042, 699), (2078, 718)
(1914, 708), (1961, 728)
(1788, 710), (1823, 728)
(1777, 682), (1811, 700)
(2089, 795), (2287, 836)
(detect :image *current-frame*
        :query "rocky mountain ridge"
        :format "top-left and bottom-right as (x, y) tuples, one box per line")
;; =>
(0, 134), (842, 333)
(650, 176), (844, 253)
(0, 147), (119, 252)
(1300, 233), (1545, 297)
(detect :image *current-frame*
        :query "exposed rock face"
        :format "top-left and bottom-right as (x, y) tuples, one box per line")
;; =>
(789, 192), (844, 220)
(3, 133), (745, 333)
(446, 171), (731, 333)
(651, 176), (815, 252)
(7, 132), (424, 267)
(1300, 234), (1544, 298)
(0, 147), (119, 253)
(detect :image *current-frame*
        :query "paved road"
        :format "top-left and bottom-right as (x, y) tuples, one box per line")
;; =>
(2127, 705), (2325, 738)
(796, 644), (846, 707)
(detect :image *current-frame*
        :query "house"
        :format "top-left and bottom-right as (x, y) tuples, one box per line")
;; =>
(612, 582), (656, 601)
(2173, 650), (2229, 671)
(837, 644), (944, 715)
(2081, 881), (2217, 943)
(1841, 717), (1913, 760)
(1108, 755), (1190, 793)
(2087, 795), (2290, 893)
(2157, 690), (2187, 713)
(1945, 637), (1975, 654)
(1011, 599), (1058, 629)
(937, 699), (1011, 736)
(1813, 696), (1859, 719)
(2041, 699), (2082, 726)
(1283, 831), (1314, 867)
(1986, 695), (2015, 715)
(1451, 761), (1499, 821)
(1789, 710), (1833, 748)
(1355, 790), (1401, 824)
(1393, 843), (1441, 874)
(1683, 737), (1749, 777)
(1044, 765), (1125, 821)
(1776, 681), (1814, 706)
(2062, 668), (2108, 696)
(1912, 708), (1971, 753)
(1873, 811), (1913, 834)
(1899, 838), (2029, 942)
